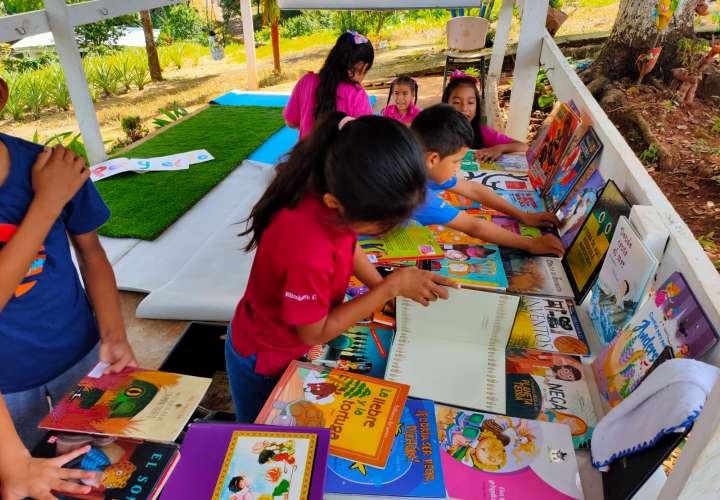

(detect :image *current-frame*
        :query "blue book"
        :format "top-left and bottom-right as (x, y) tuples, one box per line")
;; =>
(428, 243), (508, 291)
(325, 398), (446, 497)
(497, 190), (546, 213)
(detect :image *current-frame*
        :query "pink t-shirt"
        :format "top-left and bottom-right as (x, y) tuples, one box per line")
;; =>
(381, 104), (422, 125)
(283, 72), (374, 139)
(479, 124), (515, 147)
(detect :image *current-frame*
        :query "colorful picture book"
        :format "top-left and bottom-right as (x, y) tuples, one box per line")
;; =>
(429, 219), (490, 245)
(161, 423), (331, 500)
(506, 348), (598, 449)
(428, 243), (508, 291)
(498, 190), (546, 214)
(509, 296), (590, 356)
(501, 249), (575, 299)
(463, 170), (534, 192)
(562, 180), (632, 302)
(34, 434), (179, 500)
(325, 398), (446, 497)
(589, 216), (659, 346)
(462, 151), (529, 172)
(556, 169), (605, 248)
(435, 404), (583, 499)
(388, 288), (520, 414)
(255, 361), (408, 467)
(359, 226), (443, 264)
(438, 190), (480, 210)
(529, 103), (581, 191)
(39, 367), (211, 442)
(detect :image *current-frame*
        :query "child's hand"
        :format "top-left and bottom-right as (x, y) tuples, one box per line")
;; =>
(527, 234), (565, 257)
(31, 146), (89, 215)
(474, 146), (505, 163)
(521, 211), (559, 228)
(0, 445), (96, 500)
(386, 267), (459, 306)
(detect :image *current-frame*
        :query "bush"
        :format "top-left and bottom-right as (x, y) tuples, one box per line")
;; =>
(280, 11), (333, 39)
(48, 66), (71, 110)
(155, 4), (203, 43)
(121, 115), (148, 143)
(2, 50), (58, 72)
(76, 20), (124, 52)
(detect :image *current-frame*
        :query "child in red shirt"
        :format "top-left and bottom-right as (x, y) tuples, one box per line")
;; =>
(227, 113), (455, 422)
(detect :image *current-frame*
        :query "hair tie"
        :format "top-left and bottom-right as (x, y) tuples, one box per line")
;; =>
(347, 30), (369, 45)
(449, 70), (479, 84)
(338, 116), (355, 130)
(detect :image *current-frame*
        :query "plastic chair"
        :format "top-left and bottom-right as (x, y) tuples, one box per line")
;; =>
(443, 16), (492, 97)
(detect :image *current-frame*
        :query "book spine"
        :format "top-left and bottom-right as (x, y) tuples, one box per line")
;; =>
(385, 298), (411, 381)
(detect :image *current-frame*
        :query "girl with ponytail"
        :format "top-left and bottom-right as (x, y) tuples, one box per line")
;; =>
(227, 113), (456, 422)
(382, 75), (422, 126)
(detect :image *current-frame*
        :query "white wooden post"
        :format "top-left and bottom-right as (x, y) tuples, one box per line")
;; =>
(43, 0), (105, 165)
(240, 0), (258, 91)
(505, 0), (548, 140)
(487, 0), (514, 81)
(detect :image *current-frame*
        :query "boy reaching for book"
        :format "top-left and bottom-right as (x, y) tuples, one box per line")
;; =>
(411, 105), (564, 256)
(227, 113), (457, 423)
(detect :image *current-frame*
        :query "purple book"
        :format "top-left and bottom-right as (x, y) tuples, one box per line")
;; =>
(160, 423), (330, 500)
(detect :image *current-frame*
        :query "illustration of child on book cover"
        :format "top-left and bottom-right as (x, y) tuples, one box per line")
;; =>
(429, 244), (508, 290)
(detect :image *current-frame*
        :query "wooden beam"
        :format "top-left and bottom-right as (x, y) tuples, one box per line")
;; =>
(0, 10), (49, 43)
(240, 0), (258, 91)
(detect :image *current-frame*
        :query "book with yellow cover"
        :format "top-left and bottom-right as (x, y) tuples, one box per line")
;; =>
(358, 226), (443, 264)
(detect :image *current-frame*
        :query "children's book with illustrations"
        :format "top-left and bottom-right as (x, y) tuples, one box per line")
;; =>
(34, 434), (179, 500)
(509, 296), (590, 356)
(304, 323), (395, 379)
(589, 216), (659, 346)
(428, 243), (508, 291)
(497, 190), (546, 214)
(359, 226), (443, 264)
(501, 249), (575, 299)
(435, 404), (583, 499)
(160, 423), (331, 500)
(562, 180), (632, 302)
(463, 169), (534, 192)
(39, 367), (211, 442)
(325, 398), (446, 497)
(506, 348), (598, 449)
(556, 169), (604, 248)
(544, 128), (603, 211)
(492, 216), (553, 239)
(462, 151), (529, 172)
(529, 103), (581, 191)
(387, 288), (520, 414)
(255, 361), (408, 467)
(438, 190), (480, 210)
(429, 218), (490, 245)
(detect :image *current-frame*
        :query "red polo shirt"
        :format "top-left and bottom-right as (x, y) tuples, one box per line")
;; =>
(231, 195), (357, 376)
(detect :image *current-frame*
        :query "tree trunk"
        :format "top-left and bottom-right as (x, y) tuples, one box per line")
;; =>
(141, 10), (163, 82)
(271, 20), (281, 74)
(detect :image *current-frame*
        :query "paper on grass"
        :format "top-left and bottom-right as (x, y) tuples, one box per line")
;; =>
(90, 149), (215, 182)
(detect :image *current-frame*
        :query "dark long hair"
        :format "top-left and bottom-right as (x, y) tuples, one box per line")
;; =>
(315, 32), (374, 120)
(442, 76), (485, 149)
(242, 113), (426, 251)
(386, 75), (419, 107)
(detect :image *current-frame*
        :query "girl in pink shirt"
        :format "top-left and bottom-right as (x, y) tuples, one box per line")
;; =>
(283, 31), (375, 138)
(381, 76), (422, 126)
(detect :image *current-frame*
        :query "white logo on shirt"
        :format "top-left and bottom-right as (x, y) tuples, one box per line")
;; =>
(284, 291), (318, 302)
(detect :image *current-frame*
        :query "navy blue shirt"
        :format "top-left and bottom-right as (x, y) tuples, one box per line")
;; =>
(411, 175), (460, 226)
(0, 134), (110, 393)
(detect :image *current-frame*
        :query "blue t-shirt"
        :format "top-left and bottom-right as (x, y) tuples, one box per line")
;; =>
(0, 134), (110, 393)
(412, 176), (460, 226)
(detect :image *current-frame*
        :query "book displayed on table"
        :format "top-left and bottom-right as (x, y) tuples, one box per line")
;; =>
(501, 249), (574, 299)
(160, 423), (331, 500)
(463, 169), (534, 192)
(492, 216), (548, 239)
(435, 404), (583, 499)
(428, 243), (508, 291)
(556, 169), (605, 248)
(325, 398), (446, 498)
(506, 348), (597, 449)
(429, 219), (489, 245)
(255, 361), (408, 467)
(461, 151), (529, 172)
(438, 190), (480, 210)
(497, 190), (546, 214)
(358, 226), (443, 264)
(387, 288), (519, 414)
(529, 102), (581, 191)
(39, 367), (211, 442)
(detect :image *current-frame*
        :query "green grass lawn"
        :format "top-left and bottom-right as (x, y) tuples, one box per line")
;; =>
(96, 106), (285, 240)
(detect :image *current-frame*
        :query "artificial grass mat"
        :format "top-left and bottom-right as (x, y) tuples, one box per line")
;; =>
(96, 106), (285, 240)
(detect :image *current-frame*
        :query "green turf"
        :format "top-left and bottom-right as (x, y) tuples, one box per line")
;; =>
(96, 106), (285, 240)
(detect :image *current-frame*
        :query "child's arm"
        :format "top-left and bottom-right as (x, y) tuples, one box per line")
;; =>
(352, 242), (383, 288)
(474, 140), (528, 163)
(71, 232), (137, 374)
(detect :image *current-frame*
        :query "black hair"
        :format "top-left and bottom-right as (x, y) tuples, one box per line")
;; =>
(386, 75), (419, 107)
(241, 113), (427, 251)
(442, 76), (485, 148)
(258, 449), (275, 464)
(315, 32), (375, 120)
(411, 104), (473, 159)
(228, 476), (245, 492)
(552, 365), (582, 381)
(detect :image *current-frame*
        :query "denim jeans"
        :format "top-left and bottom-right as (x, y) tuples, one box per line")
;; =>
(225, 332), (279, 423)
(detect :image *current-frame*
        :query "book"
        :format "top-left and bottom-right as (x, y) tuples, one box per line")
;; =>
(304, 323), (395, 379)
(438, 190), (480, 210)
(39, 367), (211, 442)
(160, 423), (331, 500)
(506, 348), (598, 449)
(589, 217), (659, 346)
(493, 216), (553, 239)
(461, 151), (529, 172)
(325, 398), (446, 497)
(629, 205), (670, 261)
(543, 128), (603, 211)
(562, 180), (632, 302)
(463, 169), (534, 191)
(529, 103), (581, 192)
(497, 190), (546, 213)
(428, 218), (490, 245)
(34, 434), (179, 500)
(501, 249), (574, 299)
(359, 226), (443, 264)
(556, 169), (605, 248)
(387, 288), (520, 414)
(428, 243), (508, 291)
(435, 404), (583, 499)
(255, 361), (408, 467)
(509, 296), (590, 355)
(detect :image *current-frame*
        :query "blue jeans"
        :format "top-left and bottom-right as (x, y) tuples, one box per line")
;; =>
(4, 343), (99, 450)
(225, 332), (279, 423)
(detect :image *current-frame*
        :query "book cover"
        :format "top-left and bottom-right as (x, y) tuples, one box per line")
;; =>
(497, 190), (546, 214)
(544, 128), (603, 211)
(589, 217), (659, 346)
(255, 361), (408, 467)
(492, 216), (553, 239)
(463, 170), (534, 192)
(39, 368), (211, 442)
(556, 169), (605, 248)
(429, 217), (491, 245)
(325, 398), (446, 497)
(501, 249), (575, 299)
(562, 180), (632, 302)
(359, 226), (443, 264)
(435, 404), (583, 499)
(160, 423), (331, 500)
(438, 190), (480, 210)
(509, 296), (590, 356)
(461, 151), (529, 172)
(304, 323), (395, 379)
(387, 288), (520, 414)
(35, 434), (179, 500)
(529, 103), (581, 191)
(506, 348), (598, 449)
(428, 243), (508, 291)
